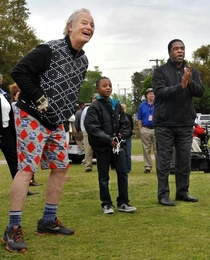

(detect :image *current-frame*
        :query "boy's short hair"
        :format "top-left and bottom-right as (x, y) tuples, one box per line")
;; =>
(96, 77), (109, 87)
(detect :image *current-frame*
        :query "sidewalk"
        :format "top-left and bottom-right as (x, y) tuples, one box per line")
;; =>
(0, 160), (6, 164)
(0, 155), (155, 165)
(132, 155), (155, 162)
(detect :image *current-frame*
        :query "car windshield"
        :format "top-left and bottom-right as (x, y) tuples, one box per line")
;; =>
(200, 115), (210, 121)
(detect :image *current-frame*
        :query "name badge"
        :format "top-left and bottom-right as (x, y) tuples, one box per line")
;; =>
(148, 115), (153, 121)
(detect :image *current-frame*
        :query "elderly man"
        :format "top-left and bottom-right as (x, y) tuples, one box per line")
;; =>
(2, 8), (94, 253)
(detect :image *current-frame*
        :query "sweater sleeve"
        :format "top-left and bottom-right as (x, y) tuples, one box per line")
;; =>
(152, 66), (184, 100)
(10, 44), (52, 103)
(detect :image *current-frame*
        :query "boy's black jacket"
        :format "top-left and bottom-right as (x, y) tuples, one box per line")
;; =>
(84, 98), (131, 152)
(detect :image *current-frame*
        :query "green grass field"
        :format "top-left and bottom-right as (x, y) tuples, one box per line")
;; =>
(1, 138), (210, 259)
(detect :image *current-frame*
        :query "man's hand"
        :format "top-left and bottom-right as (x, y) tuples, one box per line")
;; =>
(182, 66), (192, 88)
(36, 95), (48, 112)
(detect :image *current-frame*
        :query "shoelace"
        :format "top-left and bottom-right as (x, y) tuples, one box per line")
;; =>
(54, 218), (62, 228)
(106, 204), (115, 209)
(12, 227), (24, 242)
(112, 137), (125, 154)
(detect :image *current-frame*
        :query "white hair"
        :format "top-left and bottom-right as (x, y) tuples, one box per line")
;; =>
(63, 8), (91, 36)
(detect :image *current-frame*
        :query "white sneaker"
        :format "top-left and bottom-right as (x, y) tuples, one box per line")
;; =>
(103, 205), (114, 214)
(118, 203), (136, 213)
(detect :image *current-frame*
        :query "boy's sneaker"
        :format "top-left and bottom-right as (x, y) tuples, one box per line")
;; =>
(2, 226), (27, 253)
(103, 205), (114, 214)
(118, 203), (137, 213)
(36, 217), (75, 236)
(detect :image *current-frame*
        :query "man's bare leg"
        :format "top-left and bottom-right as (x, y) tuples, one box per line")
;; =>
(36, 168), (75, 236)
(10, 170), (33, 210)
(45, 169), (67, 203)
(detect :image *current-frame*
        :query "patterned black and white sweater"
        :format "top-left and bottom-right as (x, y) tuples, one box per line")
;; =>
(11, 36), (88, 130)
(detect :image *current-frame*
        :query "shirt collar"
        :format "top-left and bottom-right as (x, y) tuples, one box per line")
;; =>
(65, 36), (85, 58)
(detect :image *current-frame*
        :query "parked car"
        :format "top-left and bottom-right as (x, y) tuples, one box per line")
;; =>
(67, 103), (91, 163)
(68, 140), (85, 163)
(196, 114), (210, 133)
(67, 113), (85, 163)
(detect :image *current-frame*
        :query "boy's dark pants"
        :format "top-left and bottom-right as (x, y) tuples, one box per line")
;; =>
(96, 148), (129, 207)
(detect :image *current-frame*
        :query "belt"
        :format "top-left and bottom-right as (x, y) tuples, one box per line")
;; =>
(143, 126), (154, 129)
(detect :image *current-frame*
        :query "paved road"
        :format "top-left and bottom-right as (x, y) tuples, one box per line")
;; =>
(132, 155), (155, 161)
(0, 155), (156, 165)
(0, 160), (7, 164)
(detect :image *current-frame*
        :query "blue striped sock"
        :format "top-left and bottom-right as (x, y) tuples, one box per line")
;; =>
(8, 211), (22, 229)
(42, 203), (58, 223)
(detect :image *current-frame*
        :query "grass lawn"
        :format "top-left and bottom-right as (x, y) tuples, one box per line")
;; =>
(1, 138), (210, 259)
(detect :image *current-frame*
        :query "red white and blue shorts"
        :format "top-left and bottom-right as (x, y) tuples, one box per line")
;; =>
(14, 109), (70, 173)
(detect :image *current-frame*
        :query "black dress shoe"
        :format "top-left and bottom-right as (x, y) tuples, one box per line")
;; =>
(85, 168), (92, 172)
(27, 191), (39, 196)
(144, 169), (150, 174)
(159, 198), (175, 206)
(30, 181), (43, 186)
(176, 195), (198, 202)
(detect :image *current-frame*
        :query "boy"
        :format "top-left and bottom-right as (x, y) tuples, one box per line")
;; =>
(84, 77), (136, 214)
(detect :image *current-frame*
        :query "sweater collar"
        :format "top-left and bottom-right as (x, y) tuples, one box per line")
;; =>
(65, 36), (85, 58)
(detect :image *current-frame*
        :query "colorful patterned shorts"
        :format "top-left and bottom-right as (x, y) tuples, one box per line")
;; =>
(14, 108), (70, 172)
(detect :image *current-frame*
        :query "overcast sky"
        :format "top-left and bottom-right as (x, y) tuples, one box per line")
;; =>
(26, 0), (210, 94)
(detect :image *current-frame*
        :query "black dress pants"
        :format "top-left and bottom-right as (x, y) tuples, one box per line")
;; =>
(155, 126), (193, 200)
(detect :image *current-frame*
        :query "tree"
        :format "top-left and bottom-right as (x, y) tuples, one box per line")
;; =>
(112, 92), (133, 114)
(192, 45), (210, 65)
(142, 76), (152, 94)
(190, 44), (210, 113)
(190, 45), (210, 88)
(78, 66), (102, 103)
(0, 0), (43, 91)
(131, 68), (154, 113)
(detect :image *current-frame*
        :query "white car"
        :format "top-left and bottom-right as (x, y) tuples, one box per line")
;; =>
(66, 114), (85, 163)
(196, 114), (210, 133)
(68, 141), (85, 163)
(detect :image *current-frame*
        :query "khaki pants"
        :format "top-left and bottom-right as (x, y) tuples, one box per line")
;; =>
(83, 131), (93, 168)
(191, 137), (202, 152)
(74, 131), (84, 151)
(140, 127), (156, 170)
